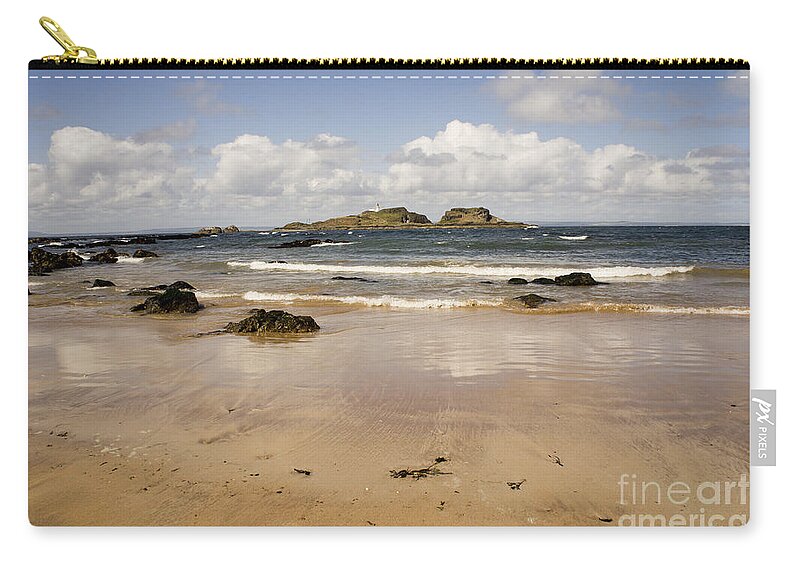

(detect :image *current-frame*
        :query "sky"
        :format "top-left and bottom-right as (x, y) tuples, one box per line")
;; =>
(28, 69), (749, 233)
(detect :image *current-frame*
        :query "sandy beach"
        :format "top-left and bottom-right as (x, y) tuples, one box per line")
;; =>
(29, 292), (749, 526)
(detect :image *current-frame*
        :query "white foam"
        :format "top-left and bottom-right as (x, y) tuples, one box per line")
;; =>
(68, 250), (92, 260)
(632, 304), (749, 316)
(195, 291), (237, 299)
(227, 261), (694, 279)
(196, 245), (206, 248)
(309, 241), (354, 248)
(47, 241), (64, 246)
(116, 257), (145, 264)
(571, 303), (750, 316)
(242, 291), (500, 309)
(559, 235), (589, 241)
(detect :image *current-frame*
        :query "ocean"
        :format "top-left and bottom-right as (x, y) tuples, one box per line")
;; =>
(31, 225), (750, 314)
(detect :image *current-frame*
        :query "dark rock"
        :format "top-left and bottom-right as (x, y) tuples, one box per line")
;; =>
(532, 277), (556, 285)
(130, 288), (201, 314)
(507, 278), (529, 285)
(132, 249), (158, 258)
(127, 281), (195, 296)
(168, 280), (195, 290)
(28, 248), (83, 275)
(129, 236), (157, 245)
(479, 280), (494, 284)
(224, 309), (320, 334)
(90, 279), (116, 288)
(223, 225), (240, 233)
(89, 248), (119, 263)
(513, 293), (555, 308)
(269, 238), (343, 249)
(331, 276), (375, 282)
(555, 272), (598, 286)
(128, 288), (160, 296)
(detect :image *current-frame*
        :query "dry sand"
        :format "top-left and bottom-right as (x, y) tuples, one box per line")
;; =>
(29, 298), (749, 525)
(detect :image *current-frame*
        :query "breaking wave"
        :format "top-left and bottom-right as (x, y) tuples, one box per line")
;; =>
(239, 291), (747, 315)
(242, 291), (498, 309)
(227, 261), (695, 279)
(309, 241), (355, 247)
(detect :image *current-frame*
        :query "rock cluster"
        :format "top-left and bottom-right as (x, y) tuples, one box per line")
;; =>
(132, 249), (158, 258)
(28, 248), (83, 275)
(224, 309), (320, 334)
(130, 287), (201, 314)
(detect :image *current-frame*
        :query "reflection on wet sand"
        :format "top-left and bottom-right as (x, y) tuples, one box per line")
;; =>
(29, 303), (749, 525)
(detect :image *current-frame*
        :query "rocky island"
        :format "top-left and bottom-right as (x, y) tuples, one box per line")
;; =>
(279, 206), (524, 230)
(437, 207), (524, 227)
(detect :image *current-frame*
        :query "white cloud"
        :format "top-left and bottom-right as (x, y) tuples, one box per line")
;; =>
(205, 133), (375, 197)
(28, 122), (749, 232)
(381, 120), (748, 222)
(490, 73), (629, 124)
(31, 126), (195, 208)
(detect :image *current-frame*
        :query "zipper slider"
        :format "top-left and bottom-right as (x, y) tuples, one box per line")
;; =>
(39, 16), (98, 64)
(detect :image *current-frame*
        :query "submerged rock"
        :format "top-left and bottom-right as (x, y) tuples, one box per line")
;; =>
(28, 248), (83, 275)
(90, 279), (116, 288)
(531, 277), (556, 285)
(507, 278), (529, 285)
(127, 280), (196, 296)
(132, 249), (158, 258)
(89, 248), (119, 263)
(554, 272), (598, 286)
(269, 238), (344, 249)
(513, 293), (555, 308)
(130, 288), (201, 314)
(167, 280), (195, 290)
(224, 309), (320, 334)
(129, 236), (157, 245)
(331, 276), (375, 282)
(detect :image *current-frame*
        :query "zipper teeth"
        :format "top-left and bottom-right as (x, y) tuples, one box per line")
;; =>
(30, 57), (749, 70)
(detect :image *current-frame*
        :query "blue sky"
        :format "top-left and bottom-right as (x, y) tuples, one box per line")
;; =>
(29, 69), (749, 233)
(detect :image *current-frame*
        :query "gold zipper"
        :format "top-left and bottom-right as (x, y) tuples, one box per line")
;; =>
(34, 16), (748, 70)
(39, 17), (98, 65)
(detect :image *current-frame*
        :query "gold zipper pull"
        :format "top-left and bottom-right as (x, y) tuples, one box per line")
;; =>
(39, 16), (98, 64)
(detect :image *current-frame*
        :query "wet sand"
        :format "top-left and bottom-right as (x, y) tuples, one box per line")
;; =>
(29, 296), (749, 525)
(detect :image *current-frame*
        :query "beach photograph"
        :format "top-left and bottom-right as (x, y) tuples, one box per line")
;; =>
(28, 66), (749, 526)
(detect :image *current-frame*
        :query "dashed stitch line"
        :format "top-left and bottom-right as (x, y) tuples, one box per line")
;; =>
(29, 74), (749, 80)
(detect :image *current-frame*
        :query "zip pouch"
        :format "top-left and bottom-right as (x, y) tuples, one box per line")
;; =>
(28, 17), (750, 527)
